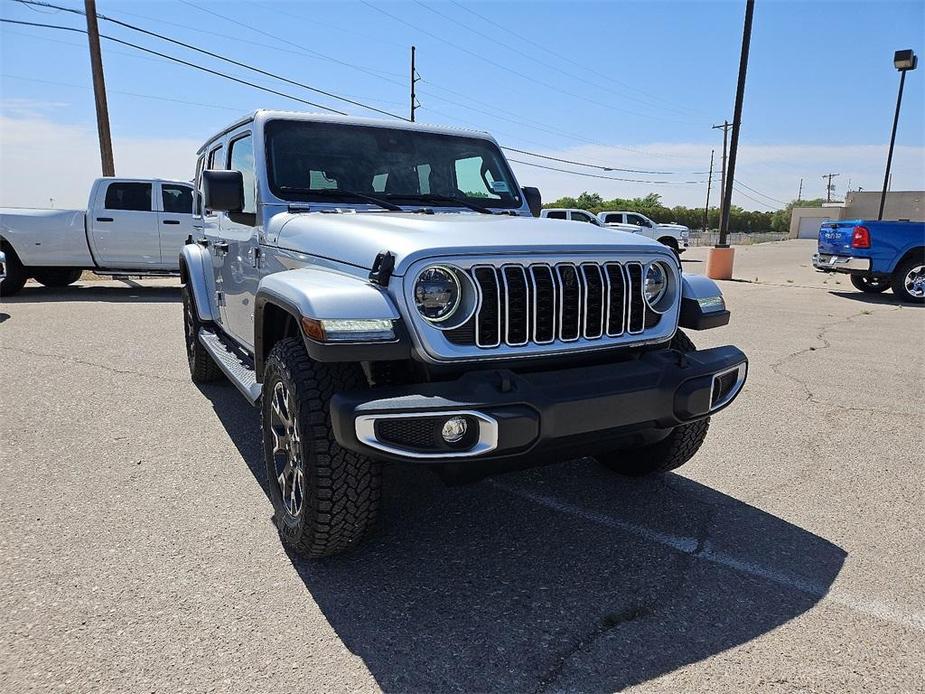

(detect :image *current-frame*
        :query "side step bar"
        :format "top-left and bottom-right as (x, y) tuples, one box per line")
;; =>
(198, 328), (261, 405)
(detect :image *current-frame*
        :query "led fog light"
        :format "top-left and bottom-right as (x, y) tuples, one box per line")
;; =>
(441, 416), (468, 443)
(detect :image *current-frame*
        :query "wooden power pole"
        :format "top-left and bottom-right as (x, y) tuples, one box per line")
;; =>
(822, 172), (840, 202)
(85, 0), (114, 176)
(703, 149), (715, 232)
(712, 120), (731, 221)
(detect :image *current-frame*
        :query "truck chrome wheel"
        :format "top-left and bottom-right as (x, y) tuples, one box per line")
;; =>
(904, 264), (925, 298)
(269, 380), (304, 518)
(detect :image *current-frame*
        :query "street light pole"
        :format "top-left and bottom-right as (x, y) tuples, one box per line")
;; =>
(878, 49), (917, 220)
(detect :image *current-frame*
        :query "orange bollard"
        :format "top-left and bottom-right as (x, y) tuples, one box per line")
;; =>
(706, 246), (735, 280)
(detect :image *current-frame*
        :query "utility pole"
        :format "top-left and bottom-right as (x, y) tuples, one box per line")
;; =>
(712, 120), (731, 220)
(879, 50), (917, 220)
(822, 172), (840, 202)
(409, 45), (420, 122)
(84, 0), (114, 177)
(717, 0), (755, 249)
(797, 177), (803, 202)
(703, 149), (715, 232)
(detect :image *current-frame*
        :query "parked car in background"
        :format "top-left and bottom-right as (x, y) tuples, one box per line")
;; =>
(0, 177), (194, 295)
(180, 110), (746, 558)
(597, 211), (689, 255)
(812, 219), (925, 302)
(540, 208), (606, 225)
(0, 250), (6, 283)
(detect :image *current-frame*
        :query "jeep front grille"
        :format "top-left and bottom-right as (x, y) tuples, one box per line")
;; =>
(447, 261), (659, 349)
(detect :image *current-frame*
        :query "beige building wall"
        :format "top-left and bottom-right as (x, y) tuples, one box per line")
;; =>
(789, 191), (925, 238)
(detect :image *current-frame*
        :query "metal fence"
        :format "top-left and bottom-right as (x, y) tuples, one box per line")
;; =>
(687, 231), (789, 247)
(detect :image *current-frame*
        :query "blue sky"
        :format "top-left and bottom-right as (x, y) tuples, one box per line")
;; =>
(2, 0), (924, 209)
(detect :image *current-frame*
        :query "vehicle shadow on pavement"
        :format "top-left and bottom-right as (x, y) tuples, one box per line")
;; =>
(829, 290), (925, 308)
(199, 383), (846, 693)
(1, 284), (181, 303)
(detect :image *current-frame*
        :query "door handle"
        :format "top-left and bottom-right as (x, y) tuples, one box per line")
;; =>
(96, 217), (114, 222)
(162, 219), (181, 225)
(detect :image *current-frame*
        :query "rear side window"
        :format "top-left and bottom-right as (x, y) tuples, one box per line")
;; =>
(105, 182), (152, 211)
(545, 210), (566, 219)
(207, 145), (224, 170)
(162, 185), (193, 214)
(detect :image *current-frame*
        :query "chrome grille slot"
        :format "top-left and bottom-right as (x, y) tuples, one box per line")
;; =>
(581, 263), (605, 339)
(502, 265), (530, 346)
(604, 262), (626, 336)
(530, 264), (556, 344)
(556, 263), (582, 342)
(441, 257), (671, 352)
(626, 262), (645, 334)
(472, 265), (501, 347)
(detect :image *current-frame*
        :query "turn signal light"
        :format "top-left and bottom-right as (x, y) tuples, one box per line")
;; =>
(851, 225), (871, 249)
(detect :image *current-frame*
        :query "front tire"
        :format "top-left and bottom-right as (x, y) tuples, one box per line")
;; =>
(594, 330), (710, 476)
(850, 274), (890, 294)
(32, 268), (82, 287)
(890, 255), (925, 303)
(262, 338), (381, 558)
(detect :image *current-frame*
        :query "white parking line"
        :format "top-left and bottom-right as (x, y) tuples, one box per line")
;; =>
(489, 479), (925, 634)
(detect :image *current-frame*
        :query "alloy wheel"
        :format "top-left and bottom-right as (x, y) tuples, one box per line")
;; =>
(904, 264), (925, 298)
(269, 380), (304, 518)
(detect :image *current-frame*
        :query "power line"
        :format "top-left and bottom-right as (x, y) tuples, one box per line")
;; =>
(447, 0), (706, 118)
(412, 0), (697, 120)
(731, 184), (779, 210)
(506, 158), (710, 185)
(13, 0), (407, 120)
(361, 1), (693, 127)
(0, 18), (348, 114)
(733, 178), (788, 204)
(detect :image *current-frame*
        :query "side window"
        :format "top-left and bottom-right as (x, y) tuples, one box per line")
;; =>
(162, 185), (193, 214)
(573, 212), (594, 223)
(229, 135), (256, 214)
(626, 214), (644, 226)
(207, 145), (224, 170)
(545, 210), (567, 219)
(104, 182), (152, 211)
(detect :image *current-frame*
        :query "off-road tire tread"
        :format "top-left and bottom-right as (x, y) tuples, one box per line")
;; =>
(595, 329), (710, 476)
(264, 338), (381, 558)
(182, 285), (223, 382)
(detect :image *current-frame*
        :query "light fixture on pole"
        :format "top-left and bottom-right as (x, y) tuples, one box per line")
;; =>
(878, 49), (917, 220)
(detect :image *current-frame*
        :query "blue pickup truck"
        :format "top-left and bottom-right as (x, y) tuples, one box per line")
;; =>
(812, 220), (925, 302)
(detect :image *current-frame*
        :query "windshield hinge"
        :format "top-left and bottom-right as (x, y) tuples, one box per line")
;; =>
(369, 251), (395, 287)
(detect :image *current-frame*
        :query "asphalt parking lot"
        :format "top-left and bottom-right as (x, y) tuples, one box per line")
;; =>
(1, 239), (923, 693)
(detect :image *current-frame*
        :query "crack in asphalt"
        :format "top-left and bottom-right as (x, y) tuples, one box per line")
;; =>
(0, 346), (187, 384)
(532, 606), (651, 694)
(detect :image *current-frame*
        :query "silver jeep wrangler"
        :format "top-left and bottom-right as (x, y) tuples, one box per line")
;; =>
(181, 110), (747, 557)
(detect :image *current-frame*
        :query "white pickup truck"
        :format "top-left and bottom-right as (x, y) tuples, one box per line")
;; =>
(597, 211), (689, 255)
(0, 177), (195, 295)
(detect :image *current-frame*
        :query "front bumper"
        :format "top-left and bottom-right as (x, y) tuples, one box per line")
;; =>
(330, 344), (747, 463)
(812, 253), (872, 274)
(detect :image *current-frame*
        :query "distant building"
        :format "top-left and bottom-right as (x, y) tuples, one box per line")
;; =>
(789, 191), (924, 238)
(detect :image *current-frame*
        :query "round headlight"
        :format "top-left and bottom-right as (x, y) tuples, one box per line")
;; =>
(414, 266), (461, 322)
(644, 262), (668, 306)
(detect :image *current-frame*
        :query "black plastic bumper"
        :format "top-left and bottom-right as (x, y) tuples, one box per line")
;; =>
(330, 344), (747, 464)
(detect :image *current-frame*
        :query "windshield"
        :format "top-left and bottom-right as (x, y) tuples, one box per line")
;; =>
(265, 120), (522, 209)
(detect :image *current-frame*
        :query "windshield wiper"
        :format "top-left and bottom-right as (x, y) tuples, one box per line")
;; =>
(384, 194), (494, 214)
(278, 187), (403, 212)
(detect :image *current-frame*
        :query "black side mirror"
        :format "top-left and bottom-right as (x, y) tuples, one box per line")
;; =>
(522, 186), (542, 217)
(202, 169), (244, 212)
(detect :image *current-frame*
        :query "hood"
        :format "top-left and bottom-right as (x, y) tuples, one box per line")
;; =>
(273, 211), (669, 275)
(658, 222), (689, 230)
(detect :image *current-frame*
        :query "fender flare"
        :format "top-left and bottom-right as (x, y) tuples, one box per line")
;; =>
(679, 273), (730, 330)
(253, 267), (406, 375)
(179, 242), (215, 322)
